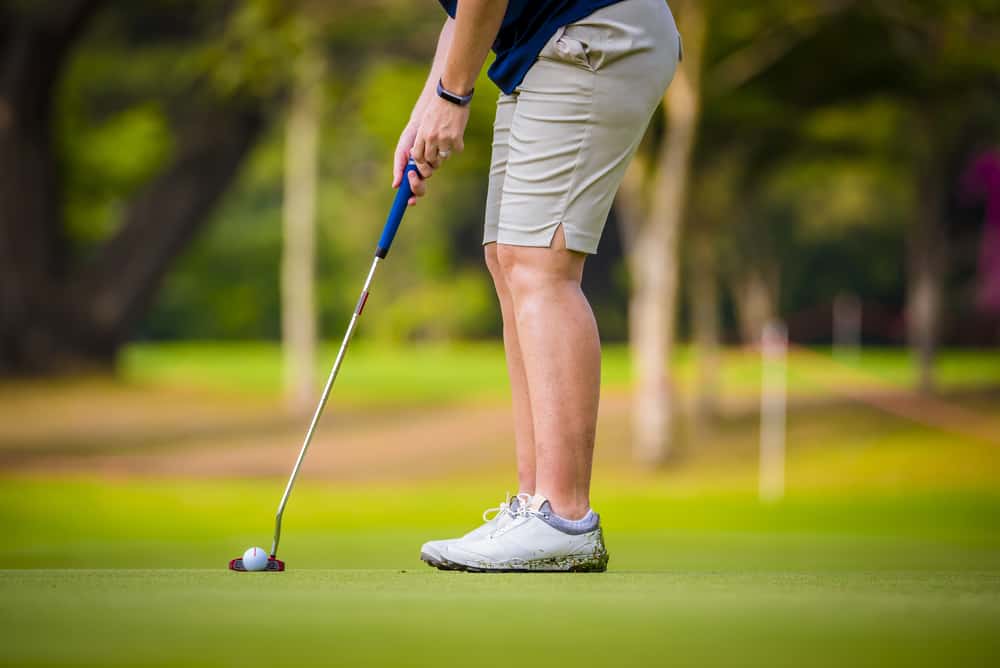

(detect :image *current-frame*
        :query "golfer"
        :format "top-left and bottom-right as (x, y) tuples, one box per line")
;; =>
(397, 0), (680, 571)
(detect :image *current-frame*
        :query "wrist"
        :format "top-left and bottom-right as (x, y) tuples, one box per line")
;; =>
(440, 74), (474, 97)
(437, 77), (474, 107)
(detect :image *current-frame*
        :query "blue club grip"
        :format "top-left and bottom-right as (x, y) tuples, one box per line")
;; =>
(376, 159), (419, 258)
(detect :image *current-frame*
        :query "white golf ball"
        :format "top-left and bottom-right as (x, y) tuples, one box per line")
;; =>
(242, 546), (269, 571)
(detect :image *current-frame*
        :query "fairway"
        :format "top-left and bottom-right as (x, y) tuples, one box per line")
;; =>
(5, 568), (999, 667)
(2, 345), (999, 666)
(2, 479), (1000, 667)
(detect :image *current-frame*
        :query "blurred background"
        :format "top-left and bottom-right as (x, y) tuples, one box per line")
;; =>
(1, 1), (999, 665)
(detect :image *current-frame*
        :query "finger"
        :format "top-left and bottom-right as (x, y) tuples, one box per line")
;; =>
(411, 134), (426, 164)
(408, 169), (427, 197)
(408, 196), (417, 206)
(424, 140), (439, 166)
(413, 160), (434, 180)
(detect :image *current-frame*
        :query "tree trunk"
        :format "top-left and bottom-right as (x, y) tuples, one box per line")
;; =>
(72, 102), (264, 346)
(0, 1), (103, 373)
(733, 268), (775, 345)
(0, 2), (267, 375)
(690, 232), (721, 425)
(627, 194), (674, 465)
(626, 0), (705, 466)
(281, 46), (324, 414)
(907, 167), (947, 394)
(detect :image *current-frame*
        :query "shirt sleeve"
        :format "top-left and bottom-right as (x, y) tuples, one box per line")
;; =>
(437, 0), (457, 19)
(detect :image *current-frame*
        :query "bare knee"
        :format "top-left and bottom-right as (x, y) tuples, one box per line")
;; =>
(486, 243), (518, 311)
(495, 244), (533, 298)
(496, 241), (584, 300)
(484, 243), (502, 282)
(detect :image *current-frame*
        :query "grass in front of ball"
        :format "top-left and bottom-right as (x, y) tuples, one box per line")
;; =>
(2, 479), (999, 667)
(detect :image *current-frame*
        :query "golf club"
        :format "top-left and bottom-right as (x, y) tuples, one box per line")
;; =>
(229, 159), (420, 572)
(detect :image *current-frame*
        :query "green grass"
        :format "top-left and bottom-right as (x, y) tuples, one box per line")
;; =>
(4, 343), (999, 665)
(2, 479), (999, 667)
(5, 568), (998, 667)
(120, 342), (1000, 405)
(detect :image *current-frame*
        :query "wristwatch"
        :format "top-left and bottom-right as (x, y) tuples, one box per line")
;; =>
(437, 78), (474, 107)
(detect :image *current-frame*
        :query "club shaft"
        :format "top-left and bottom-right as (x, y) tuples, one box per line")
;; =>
(270, 255), (382, 557)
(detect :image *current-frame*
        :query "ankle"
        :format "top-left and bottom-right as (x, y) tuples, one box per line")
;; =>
(538, 494), (590, 521)
(552, 505), (590, 521)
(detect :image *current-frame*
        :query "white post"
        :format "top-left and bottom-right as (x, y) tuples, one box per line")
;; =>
(832, 292), (862, 364)
(759, 320), (787, 503)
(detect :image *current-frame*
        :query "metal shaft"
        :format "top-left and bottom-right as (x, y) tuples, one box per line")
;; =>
(270, 255), (381, 557)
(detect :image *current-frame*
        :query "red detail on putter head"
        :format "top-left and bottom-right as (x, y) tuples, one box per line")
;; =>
(228, 556), (284, 572)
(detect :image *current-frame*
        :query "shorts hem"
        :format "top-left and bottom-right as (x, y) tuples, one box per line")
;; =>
(493, 221), (600, 255)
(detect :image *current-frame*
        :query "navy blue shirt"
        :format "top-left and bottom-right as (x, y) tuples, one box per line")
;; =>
(438, 0), (625, 94)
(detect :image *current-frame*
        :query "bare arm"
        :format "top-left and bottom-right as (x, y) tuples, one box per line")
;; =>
(395, 1), (508, 203)
(416, 19), (456, 122)
(393, 19), (455, 192)
(441, 0), (508, 95)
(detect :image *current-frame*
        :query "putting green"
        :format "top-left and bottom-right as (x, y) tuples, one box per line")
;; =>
(3, 568), (999, 667)
(2, 479), (999, 666)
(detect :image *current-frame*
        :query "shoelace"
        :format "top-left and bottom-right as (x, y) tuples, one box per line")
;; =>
(481, 492), (533, 522)
(482, 493), (511, 522)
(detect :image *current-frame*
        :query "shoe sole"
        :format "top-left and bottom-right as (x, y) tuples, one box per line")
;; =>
(425, 551), (609, 573)
(420, 551), (461, 571)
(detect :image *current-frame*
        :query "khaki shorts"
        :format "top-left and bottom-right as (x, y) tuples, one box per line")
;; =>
(485, 0), (681, 254)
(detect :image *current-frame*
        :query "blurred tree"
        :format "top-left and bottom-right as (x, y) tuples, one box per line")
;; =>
(281, 26), (324, 413)
(722, 0), (1000, 392)
(617, 0), (705, 466)
(617, 0), (859, 463)
(888, 3), (1000, 393)
(685, 150), (744, 425)
(0, 0), (270, 374)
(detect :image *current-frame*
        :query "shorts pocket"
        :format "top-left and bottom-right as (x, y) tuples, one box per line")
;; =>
(546, 25), (596, 71)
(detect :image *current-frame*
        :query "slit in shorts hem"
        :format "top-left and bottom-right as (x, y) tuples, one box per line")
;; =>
(494, 220), (599, 255)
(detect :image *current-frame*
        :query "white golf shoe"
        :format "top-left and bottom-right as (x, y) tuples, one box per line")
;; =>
(420, 493), (527, 569)
(439, 494), (609, 572)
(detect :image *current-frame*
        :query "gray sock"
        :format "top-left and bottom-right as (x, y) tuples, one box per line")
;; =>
(536, 501), (600, 535)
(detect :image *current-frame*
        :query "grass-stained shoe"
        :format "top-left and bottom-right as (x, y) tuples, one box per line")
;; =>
(420, 493), (527, 568)
(440, 494), (609, 572)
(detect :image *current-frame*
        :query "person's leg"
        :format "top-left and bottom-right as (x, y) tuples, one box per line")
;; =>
(496, 226), (600, 520)
(481, 0), (678, 522)
(431, 0), (679, 572)
(484, 243), (536, 494)
(480, 92), (538, 495)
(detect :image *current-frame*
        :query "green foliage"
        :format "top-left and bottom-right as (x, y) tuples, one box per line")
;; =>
(197, 0), (309, 98)
(373, 270), (498, 342)
(61, 103), (173, 245)
(49, 0), (1000, 344)
(685, 0), (1000, 341)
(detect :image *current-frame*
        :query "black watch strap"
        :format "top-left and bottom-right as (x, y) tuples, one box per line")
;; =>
(437, 78), (474, 107)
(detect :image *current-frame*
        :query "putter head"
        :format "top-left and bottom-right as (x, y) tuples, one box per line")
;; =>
(228, 556), (286, 572)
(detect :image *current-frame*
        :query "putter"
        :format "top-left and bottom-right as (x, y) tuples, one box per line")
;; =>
(229, 159), (420, 572)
